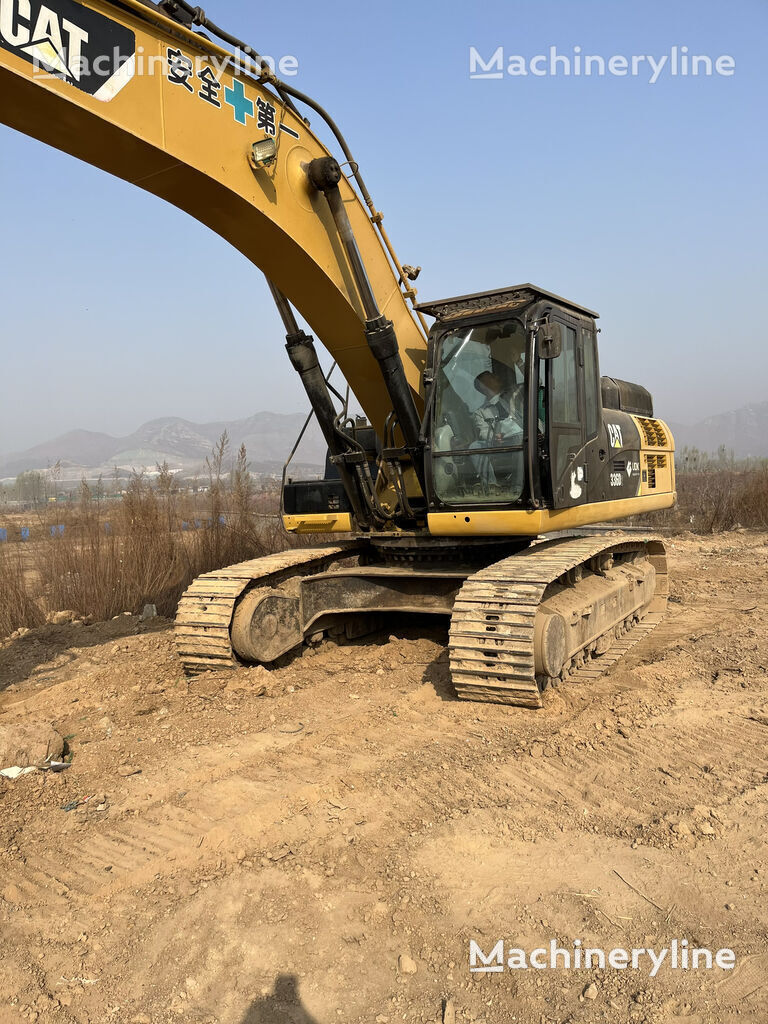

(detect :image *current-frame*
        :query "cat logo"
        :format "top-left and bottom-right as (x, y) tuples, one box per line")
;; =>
(0, 0), (135, 100)
(607, 423), (624, 449)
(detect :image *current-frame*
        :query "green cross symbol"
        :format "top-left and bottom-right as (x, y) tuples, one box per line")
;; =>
(224, 78), (254, 124)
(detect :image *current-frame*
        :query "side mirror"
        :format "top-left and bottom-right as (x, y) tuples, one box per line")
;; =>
(538, 322), (562, 359)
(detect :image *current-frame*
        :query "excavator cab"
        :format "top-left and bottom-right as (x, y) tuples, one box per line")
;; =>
(419, 284), (604, 522)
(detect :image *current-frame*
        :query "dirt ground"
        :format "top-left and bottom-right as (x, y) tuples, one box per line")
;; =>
(0, 532), (766, 1024)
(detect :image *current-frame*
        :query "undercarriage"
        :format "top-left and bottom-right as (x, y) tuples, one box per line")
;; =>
(174, 533), (668, 708)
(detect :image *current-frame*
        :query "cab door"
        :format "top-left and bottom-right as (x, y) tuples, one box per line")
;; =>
(546, 318), (587, 508)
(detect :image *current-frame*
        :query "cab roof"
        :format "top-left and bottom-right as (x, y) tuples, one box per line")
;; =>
(415, 284), (599, 323)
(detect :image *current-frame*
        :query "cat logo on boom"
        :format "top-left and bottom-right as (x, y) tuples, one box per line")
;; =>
(0, 0), (135, 99)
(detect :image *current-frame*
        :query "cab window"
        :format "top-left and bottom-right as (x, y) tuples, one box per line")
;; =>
(431, 319), (528, 504)
(582, 328), (599, 438)
(549, 324), (581, 486)
(551, 325), (579, 424)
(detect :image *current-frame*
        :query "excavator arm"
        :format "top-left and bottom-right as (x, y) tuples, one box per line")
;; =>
(0, 0), (428, 436)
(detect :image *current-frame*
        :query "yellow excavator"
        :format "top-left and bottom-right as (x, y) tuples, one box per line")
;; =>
(0, 0), (675, 706)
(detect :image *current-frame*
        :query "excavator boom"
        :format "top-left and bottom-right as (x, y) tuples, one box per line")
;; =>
(0, 0), (427, 433)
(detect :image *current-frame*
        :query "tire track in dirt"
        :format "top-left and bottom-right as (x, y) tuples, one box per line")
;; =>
(6, 685), (486, 904)
(497, 712), (768, 835)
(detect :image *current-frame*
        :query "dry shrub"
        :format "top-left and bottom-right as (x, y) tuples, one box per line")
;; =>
(0, 435), (306, 637)
(673, 448), (768, 533)
(38, 477), (190, 619)
(676, 469), (742, 533)
(37, 443), (279, 621)
(0, 543), (45, 636)
(740, 464), (768, 529)
(636, 448), (768, 534)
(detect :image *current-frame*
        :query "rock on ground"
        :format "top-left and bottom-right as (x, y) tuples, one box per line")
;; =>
(0, 721), (64, 767)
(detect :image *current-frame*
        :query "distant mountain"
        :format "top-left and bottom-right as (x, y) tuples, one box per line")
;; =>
(668, 400), (768, 459)
(0, 412), (325, 481)
(4, 398), (766, 483)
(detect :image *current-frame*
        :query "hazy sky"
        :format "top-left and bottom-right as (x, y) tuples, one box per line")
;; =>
(0, 0), (765, 455)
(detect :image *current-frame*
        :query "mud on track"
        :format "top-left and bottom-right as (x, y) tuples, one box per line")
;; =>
(1, 532), (767, 1024)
